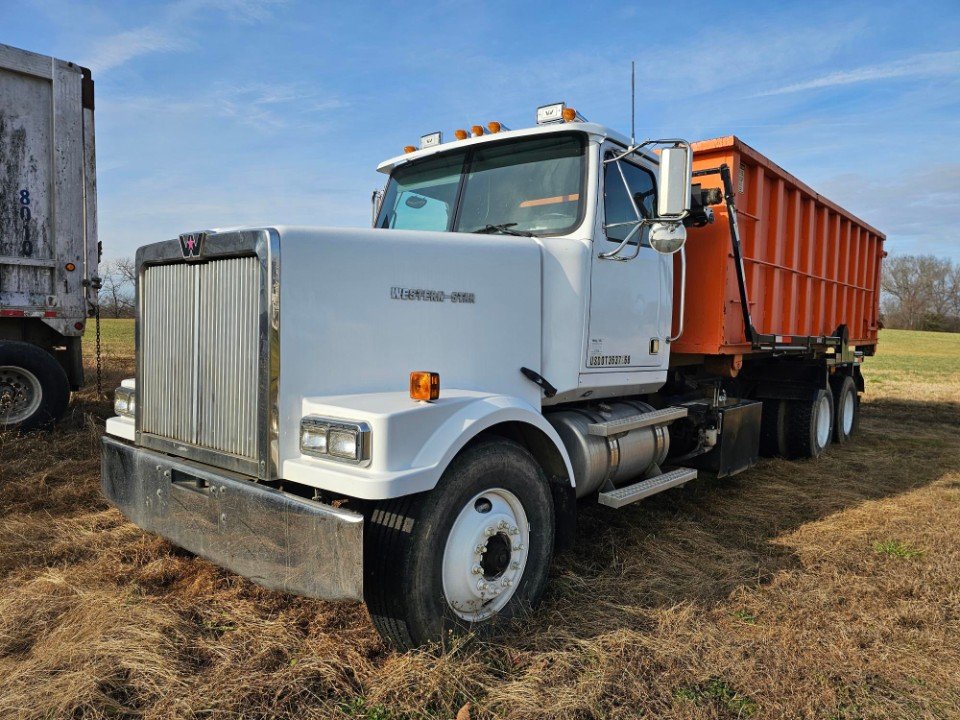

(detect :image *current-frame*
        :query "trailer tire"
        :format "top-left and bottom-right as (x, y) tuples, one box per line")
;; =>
(785, 386), (834, 459)
(0, 341), (70, 431)
(758, 398), (788, 457)
(831, 375), (859, 444)
(364, 439), (555, 650)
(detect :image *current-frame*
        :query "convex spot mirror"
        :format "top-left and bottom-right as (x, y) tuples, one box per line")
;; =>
(650, 222), (686, 254)
(658, 146), (692, 218)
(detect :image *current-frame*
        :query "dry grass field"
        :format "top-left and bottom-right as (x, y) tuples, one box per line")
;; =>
(1, 323), (959, 719)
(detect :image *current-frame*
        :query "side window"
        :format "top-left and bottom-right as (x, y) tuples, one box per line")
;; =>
(603, 156), (657, 243)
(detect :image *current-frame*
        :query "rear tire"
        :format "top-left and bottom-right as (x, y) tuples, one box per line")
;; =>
(758, 398), (788, 457)
(831, 375), (859, 444)
(785, 386), (834, 459)
(364, 439), (555, 650)
(0, 341), (70, 431)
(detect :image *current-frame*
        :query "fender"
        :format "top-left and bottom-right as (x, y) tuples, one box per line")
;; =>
(281, 390), (575, 500)
(412, 393), (576, 489)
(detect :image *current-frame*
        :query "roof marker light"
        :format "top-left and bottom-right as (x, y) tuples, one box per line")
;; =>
(487, 121), (505, 133)
(420, 131), (442, 149)
(403, 145), (416, 154)
(536, 102), (566, 124)
(454, 128), (469, 140)
(562, 106), (577, 122)
(471, 125), (484, 137)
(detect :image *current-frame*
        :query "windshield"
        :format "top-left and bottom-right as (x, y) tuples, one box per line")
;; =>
(375, 133), (585, 236)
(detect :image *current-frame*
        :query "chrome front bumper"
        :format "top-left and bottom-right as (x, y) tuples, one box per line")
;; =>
(101, 436), (363, 601)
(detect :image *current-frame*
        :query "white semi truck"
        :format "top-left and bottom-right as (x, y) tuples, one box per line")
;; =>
(102, 103), (883, 649)
(1, 43), (99, 430)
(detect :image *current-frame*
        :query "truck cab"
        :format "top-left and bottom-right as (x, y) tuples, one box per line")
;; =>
(102, 103), (873, 650)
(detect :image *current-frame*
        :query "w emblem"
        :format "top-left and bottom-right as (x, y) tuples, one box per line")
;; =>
(179, 232), (207, 259)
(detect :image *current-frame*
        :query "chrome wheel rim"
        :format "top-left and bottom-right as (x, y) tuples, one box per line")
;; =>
(842, 389), (855, 435)
(816, 394), (832, 448)
(0, 366), (42, 425)
(442, 488), (530, 622)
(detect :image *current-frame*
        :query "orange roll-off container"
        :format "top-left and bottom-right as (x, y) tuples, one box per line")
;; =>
(672, 136), (885, 359)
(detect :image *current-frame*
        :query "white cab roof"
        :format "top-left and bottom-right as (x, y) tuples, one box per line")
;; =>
(376, 121), (657, 174)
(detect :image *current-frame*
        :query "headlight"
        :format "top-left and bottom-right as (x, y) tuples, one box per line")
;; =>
(114, 387), (136, 418)
(300, 416), (371, 465)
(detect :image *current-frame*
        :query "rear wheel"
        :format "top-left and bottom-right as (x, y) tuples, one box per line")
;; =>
(785, 386), (834, 459)
(831, 375), (859, 444)
(364, 439), (555, 650)
(0, 341), (70, 431)
(758, 398), (788, 457)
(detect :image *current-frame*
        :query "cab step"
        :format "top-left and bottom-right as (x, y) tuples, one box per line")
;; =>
(587, 406), (688, 437)
(597, 467), (698, 509)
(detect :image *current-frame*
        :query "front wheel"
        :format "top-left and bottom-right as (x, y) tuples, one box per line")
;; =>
(364, 439), (555, 650)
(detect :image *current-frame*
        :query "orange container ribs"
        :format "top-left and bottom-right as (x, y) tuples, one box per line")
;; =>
(673, 136), (885, 358)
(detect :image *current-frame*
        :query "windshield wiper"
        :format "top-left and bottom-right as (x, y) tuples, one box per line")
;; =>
(473, 223), (534, 237)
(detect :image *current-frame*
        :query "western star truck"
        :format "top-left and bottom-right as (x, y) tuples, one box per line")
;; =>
(1, 43), (98, 430)
(101, 102), (884, 649)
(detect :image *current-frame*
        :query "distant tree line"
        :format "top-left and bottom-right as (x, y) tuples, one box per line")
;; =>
(882, 255), (960, 332)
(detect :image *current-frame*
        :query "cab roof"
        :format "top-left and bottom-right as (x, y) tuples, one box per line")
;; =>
(376, 121), (657, 174)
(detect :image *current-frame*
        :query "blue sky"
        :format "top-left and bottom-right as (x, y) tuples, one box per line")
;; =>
(6, 0), (960, 261)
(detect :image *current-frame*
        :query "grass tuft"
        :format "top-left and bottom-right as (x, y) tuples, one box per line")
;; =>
(873, 540), (923, 559)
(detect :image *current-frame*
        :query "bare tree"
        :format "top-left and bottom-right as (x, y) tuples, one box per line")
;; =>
(99, 258), (135, 319)
(882, 254), (959, 331)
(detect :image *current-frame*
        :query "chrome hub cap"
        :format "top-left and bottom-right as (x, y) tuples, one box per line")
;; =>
(0, 366), (42, 425)
(816, 394), (832, 448)
(442, 488), (530, 621)
(842, 390), (855, 435)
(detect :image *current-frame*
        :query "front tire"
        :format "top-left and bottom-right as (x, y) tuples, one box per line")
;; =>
(0, 341), (70, 431)
(364, 439), (555, 650)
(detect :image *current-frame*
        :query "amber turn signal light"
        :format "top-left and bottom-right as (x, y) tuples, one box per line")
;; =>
(410, 371), (440, 401)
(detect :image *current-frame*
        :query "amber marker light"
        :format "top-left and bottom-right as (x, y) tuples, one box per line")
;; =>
(410, 371), (440, 401)
(487, 121), (503, 133)
(65, 262), (76, 271)
(454, 128), (469, 140)
(403, 145), (416, 153)
(471, 125), (484, 137)
(562, 107), (577, 122)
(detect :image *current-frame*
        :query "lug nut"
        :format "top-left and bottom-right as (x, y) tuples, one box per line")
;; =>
(511, 561), (520, 570)
(510, 526), (520, 535)
(485, 526), (496, 536)
(477, 580), (487, 592)
(513, 544), (524, 552)
(475, 544), (486, 554)
(472, 564), (482, 575)
(498, 520), (508, 530)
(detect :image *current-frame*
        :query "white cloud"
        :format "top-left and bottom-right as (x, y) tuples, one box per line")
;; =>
(818, 164), (960, 259)
(756, 50), (960, 96)
(86, 0), (284, 73)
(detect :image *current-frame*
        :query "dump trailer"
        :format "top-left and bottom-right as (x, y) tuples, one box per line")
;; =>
(102, 103), (883, 649)
(0, 43), (98, 429)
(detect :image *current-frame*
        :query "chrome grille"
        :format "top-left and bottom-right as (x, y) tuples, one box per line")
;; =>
(140, 256), (260, 460)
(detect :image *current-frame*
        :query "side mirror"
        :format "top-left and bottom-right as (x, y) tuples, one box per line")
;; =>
(371, 189), (384, 227)
(649, 221), (686, 254)
(657, 146), (692, 218)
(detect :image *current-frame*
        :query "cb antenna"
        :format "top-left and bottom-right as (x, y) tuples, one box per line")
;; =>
(630, 60), (636, 145)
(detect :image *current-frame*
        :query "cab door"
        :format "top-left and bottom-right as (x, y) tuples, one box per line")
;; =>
(585, 147), (670, 372)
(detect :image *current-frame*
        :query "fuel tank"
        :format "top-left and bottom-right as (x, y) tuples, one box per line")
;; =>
(546, 400), (670, 498)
